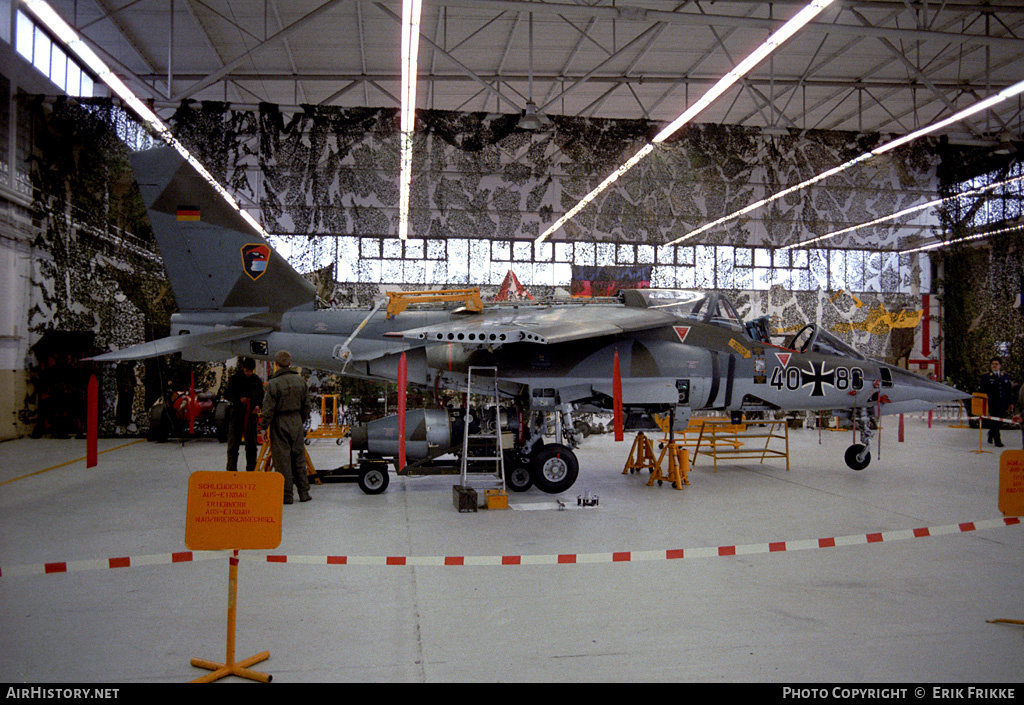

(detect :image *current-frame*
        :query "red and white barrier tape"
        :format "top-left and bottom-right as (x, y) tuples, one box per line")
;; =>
(0, 550), (231, 578)
(2, 517), (1019, 577)
(973, 414), (1022, 426)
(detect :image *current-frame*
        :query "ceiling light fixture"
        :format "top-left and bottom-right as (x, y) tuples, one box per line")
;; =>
(992, 132), (1016, 156)
(398, 0), (423, 241)
(899, 221), (1024, 255)
(669, 77), (1024, 247)
(518, 101), (543, 131)
(535, 0), (836, 244)
(21, 0), (270, 238)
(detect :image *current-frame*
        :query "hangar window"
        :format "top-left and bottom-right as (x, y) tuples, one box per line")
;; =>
(404, 239), (424, 259)
(267, 228), (926, 293)
(16, 10), (95, 98)
(492, 240), (510, 261)
(948, 162), (1024, 228)
(426, 239), (446, 260)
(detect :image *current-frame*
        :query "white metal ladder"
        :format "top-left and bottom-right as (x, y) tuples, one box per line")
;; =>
(458, 366), (506, 491)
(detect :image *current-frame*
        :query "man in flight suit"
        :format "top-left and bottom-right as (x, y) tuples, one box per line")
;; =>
(262, 350), (312, 504)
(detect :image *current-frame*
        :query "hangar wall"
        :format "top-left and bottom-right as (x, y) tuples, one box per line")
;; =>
(0, 30), (68, 440)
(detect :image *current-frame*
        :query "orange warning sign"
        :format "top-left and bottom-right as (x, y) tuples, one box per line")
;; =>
(998, 450), (1024, 518)
(185, 471), (283, 550)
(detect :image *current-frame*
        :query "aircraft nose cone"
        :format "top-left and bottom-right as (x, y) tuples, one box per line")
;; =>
(887, 366), (971, 404)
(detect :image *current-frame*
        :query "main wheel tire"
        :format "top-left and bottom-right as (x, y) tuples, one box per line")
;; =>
(844, 443), (871, 471)
(506, 465), (533, 492)
(213, 402), (231, 442)
(358, 464), (390, 495)
(147, 405), (169, 442)
(530, 444), (579, 494)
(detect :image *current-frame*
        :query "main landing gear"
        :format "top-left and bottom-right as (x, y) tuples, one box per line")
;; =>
(530, 443), (580, 494)
(844, 409), (874, 471)
(504, 442), (580, 494)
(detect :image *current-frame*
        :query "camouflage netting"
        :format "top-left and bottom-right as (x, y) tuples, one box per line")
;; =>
(24, 97), (221, 437)
(933, 142), (1024, 391)
(169, 102), (940, 250)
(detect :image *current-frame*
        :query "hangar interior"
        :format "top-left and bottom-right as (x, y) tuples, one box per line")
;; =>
(0, 0), (1022, 683)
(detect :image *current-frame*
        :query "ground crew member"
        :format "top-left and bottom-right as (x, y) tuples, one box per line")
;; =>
(978, 356), (1013, 448)
(1013, 382), (1024, 449)
(262, 350), (312, 503)
(225, 357), (264, 472)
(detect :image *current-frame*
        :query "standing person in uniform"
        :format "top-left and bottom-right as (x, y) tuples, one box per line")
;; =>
(1012, 381), (1024, 449)
(262, 350), (312, 504)
(225, 357), (264, 472)
(978, 356), (1013, 448)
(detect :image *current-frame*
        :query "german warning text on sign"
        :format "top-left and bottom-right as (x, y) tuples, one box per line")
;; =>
(185, 471), (283, 550)
(999, 450), (1024, 518)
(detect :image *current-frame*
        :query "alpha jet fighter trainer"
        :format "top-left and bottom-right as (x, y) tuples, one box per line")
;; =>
(93, 146), (969, 493)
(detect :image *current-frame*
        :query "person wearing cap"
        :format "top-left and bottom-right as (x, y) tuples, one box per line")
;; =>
(978, 356), (1013, 448)
(225, 357), (264, 472)
(262, 350), (312, 503)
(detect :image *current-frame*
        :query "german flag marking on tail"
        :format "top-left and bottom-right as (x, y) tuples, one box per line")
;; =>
(176, 205), (201, 221)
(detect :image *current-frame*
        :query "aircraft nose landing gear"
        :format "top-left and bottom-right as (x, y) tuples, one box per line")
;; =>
(844, 443), (871, 471)
(844, 409), (874, 470)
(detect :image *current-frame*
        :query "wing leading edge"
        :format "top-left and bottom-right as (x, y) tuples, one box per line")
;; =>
(88, 326), (273, 362)
(383, 305), (677, 346)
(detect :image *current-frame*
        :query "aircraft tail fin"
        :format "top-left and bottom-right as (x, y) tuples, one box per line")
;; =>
(130, 147), (316, 313)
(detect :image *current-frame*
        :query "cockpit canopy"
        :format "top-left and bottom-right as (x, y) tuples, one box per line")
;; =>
(786, 323), (865, 360)
(622, 289), (744, 331)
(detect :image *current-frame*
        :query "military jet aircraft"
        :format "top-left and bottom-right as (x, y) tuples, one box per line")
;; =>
(93, 146), (969, 493)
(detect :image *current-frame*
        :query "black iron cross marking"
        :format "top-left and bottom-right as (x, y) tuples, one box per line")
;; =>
(800, 361), (836, 397)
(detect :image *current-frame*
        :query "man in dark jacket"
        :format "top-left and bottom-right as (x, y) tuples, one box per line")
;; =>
(978, 356), (1013, 448)
(262, 350), (312, 503)
(225, 358), (264, 472)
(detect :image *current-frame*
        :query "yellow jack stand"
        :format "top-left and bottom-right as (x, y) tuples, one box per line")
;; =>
(648, 443), (690, 490)
(305, 394), (350, 443)
(190, 552), (271, 683)
(255, 433), (322, 484)
(623, 432), (659, 475)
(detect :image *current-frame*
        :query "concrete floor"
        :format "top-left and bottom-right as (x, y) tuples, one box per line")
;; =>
(1, 415), (1022, 683)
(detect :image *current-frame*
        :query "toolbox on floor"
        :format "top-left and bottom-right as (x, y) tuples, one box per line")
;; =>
(453, 485), (478, 512)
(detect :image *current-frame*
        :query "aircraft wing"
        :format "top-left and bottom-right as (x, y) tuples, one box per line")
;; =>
(88, 326), (273, 361)
(384, 305), (677, 345)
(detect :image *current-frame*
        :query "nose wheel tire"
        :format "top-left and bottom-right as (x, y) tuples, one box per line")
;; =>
(845, 443), (871, 471)
(530, 444), (579, 494)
